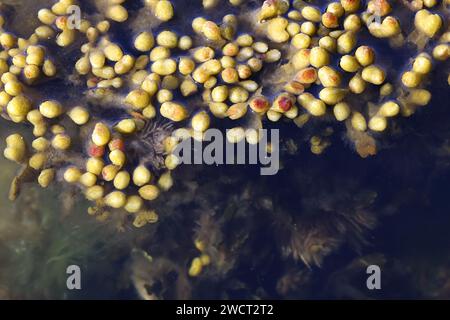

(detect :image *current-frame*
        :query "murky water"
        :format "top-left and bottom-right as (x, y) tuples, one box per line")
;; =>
(0, 0), (450, 300)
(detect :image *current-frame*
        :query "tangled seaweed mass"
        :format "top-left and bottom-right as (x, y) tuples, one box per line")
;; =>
(0, 0), (449, 299)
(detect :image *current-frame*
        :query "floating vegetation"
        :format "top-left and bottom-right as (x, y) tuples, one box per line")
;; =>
(0, 0), (449, 299)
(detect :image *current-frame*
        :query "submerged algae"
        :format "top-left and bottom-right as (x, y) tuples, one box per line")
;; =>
(0, 0), (448, 300)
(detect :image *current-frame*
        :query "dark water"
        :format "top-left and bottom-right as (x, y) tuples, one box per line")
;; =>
(0, 0), (449, 300)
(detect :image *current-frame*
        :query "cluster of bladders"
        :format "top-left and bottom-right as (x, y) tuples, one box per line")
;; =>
(0, 0), (449, 276)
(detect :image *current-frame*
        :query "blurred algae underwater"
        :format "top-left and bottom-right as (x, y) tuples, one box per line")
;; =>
(0, 0), (450, 300)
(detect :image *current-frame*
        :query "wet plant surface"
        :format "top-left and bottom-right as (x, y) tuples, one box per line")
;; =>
(0, 0), (449, 299)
